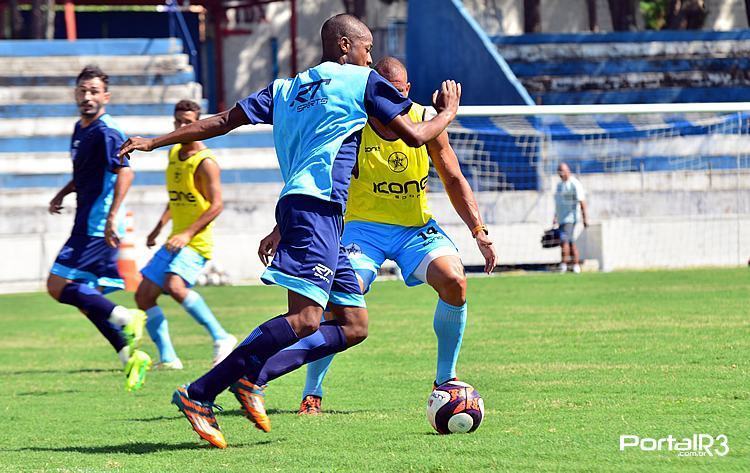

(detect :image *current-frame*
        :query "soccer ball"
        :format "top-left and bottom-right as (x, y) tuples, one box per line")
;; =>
(426, 380), (484, 434)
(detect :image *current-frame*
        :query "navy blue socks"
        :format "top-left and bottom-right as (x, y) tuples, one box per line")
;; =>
(188, 316), (298, 402)
(253, 320), (347, 386)
(58, 282), (126, 352)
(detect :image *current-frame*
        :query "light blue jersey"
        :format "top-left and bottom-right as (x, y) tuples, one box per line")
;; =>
(237, 62), (412, 208)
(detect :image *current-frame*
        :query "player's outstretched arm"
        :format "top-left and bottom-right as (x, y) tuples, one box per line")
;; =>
(165, 158), (223, 253)
(147, 204), (171, 248)
(118, 107), (250, 159)
(428, 131), (496, 274)
(48, 179), (76, 214)
(386, 80), (461, 148)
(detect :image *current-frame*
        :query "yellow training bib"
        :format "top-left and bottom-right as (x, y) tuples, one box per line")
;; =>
(345, 103), (433, 227)
(166, 144), (215, 259)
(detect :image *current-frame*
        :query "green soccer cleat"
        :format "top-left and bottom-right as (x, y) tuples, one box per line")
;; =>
(122, 309), (147, 352)
(124, 350), (152, 392)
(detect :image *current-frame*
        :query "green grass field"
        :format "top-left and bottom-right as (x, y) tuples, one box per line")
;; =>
(1, 268), (748, 472)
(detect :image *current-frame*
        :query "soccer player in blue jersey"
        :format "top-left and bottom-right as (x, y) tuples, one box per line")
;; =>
(119, 14), (460, 448)
(254, 57), (496, 417)
(47, 65), (151, 392)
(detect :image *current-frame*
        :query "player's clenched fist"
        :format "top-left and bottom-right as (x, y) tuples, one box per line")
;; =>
(432, 80), (461, 119)
(119, 136), (155, 161)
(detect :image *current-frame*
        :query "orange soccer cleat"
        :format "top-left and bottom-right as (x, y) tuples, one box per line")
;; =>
(172, 385), (227, 449)
(229, 377), (271, 432)
(298, 395), (322, 415)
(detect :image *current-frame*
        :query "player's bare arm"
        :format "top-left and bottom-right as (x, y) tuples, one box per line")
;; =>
(104, 166), (133, 248)
(386, 80), (461, 147)
(258, 225), (281, 267)
(165, 158), (223, 253)
(48, 180), (76, 215)
(427, 131), (496, 274)
(147, 204), (171, 248)
(119, 107), (250, 159)
(580, 200), (589, 227)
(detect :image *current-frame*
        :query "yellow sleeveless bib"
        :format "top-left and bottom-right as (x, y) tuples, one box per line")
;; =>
(167, 144), (215, 259)
(345, 103), (433, 226)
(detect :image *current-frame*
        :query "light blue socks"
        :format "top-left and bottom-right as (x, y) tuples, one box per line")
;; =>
(433, 298), (467, 385)
(302, 313), (335, 398)
(302, 354), (335, 398)
(145, 305), (178, 363)
(182, 290), (229, 341)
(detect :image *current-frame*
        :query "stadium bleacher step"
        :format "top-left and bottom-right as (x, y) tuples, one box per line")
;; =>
(0, 83), (202, 104)
(492, 30), (750, 104)
(0, 55), (191, 77)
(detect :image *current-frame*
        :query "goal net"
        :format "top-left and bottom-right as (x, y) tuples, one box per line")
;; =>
(430, 103), (750, 271)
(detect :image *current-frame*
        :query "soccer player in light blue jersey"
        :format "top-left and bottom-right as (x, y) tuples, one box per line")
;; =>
(119, 14), (460, 448)
(47, 65), (150, 392)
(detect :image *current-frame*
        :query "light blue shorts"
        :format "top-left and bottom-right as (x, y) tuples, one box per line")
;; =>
(141, 245), (207, 289)
(342, 219), (459, 293)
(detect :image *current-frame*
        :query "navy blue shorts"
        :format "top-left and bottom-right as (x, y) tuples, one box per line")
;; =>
(50, 233), (124, 293)
(261, 195), (365, 309)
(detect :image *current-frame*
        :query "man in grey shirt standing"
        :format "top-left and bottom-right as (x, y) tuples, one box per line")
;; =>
(554, 162), (588, 273)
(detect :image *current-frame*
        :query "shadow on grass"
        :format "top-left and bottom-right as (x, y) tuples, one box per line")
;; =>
(222, 408), (373, 417)
(16, 389), (80, 396)
(17, 439), (277, 454)
(125, 415), (180, 423)
(2, 368), (117, 376)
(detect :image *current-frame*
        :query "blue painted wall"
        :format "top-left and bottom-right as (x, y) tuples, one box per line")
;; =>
(406, 0), (532, 106)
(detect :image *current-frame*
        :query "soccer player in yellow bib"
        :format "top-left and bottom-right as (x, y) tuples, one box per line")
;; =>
(251, 57), (496, 416)
(135, 100), (237, 369)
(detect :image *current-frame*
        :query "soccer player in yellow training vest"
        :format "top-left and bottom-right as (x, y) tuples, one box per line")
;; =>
(246, 56), (496, 420)
(135, 100), (236, 369)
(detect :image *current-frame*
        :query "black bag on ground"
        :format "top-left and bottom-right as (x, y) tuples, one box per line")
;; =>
(541, 228), (561, 248)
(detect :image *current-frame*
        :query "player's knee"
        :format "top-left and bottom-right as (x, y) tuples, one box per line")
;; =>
(164, 277), (188, 301)
(335, 307), (368, 346)
(46, 276), (64, 300)
(134, 285), (155, 310)
(438, 272), (467, 306)
(348, 316), (368, 345)
(291, 307), (323, 337)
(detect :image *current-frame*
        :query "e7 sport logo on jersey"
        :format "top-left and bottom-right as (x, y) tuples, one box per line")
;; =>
(620, 434), (729, 457)
(292, 78), (331, 112)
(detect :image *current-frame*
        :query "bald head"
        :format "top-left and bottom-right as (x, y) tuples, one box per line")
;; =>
(374, 57), (406, 82)
(374, 56), (410, 97)
(558, 162), (571, 181)
(320, 14), (373, 66)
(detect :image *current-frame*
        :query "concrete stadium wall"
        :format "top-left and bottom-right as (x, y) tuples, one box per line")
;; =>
(406, 0), (532, 106)
(222, 0), (406, 107)
(463, 0), (746, 34)
(3, 169), (749, 292)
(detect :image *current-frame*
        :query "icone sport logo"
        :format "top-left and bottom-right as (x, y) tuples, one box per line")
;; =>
(344, 243), (362, 257)
(169, 190), (197, 204)
(372, 176), (428, 198)
(387, 152), (408, 173)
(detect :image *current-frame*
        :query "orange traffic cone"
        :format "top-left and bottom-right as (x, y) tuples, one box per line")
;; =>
(117, 210), (142, 292)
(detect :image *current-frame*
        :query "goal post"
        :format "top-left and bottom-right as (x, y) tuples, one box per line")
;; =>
(430, 103), (750, 271)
